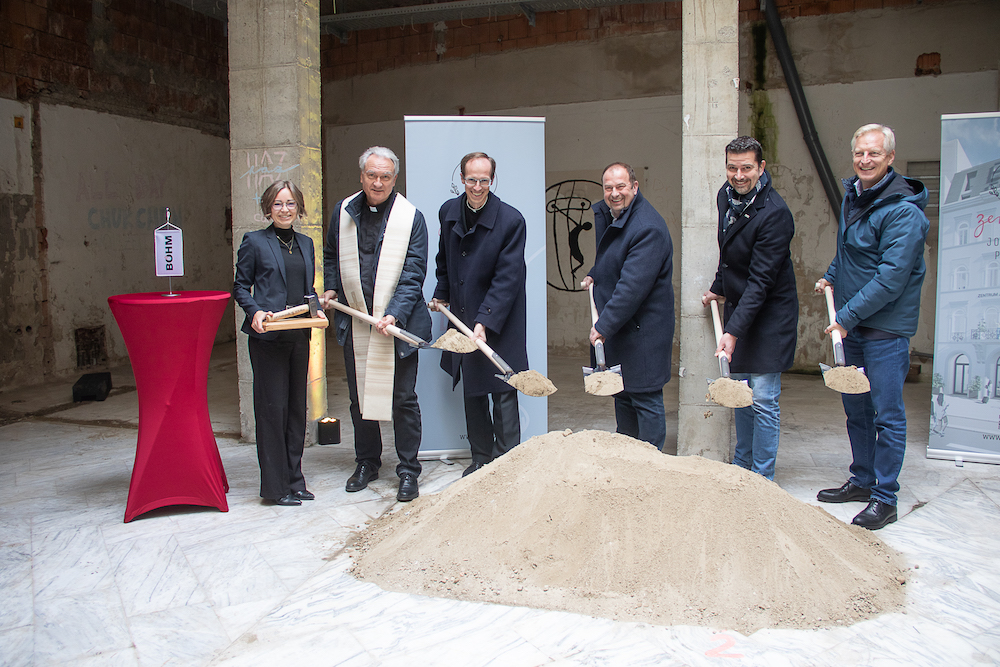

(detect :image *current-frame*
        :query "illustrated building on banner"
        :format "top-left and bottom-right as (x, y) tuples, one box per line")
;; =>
(930, 112), (1000, 464)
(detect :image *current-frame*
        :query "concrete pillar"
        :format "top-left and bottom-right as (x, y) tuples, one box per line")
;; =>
(678, 0), (739, 460)
(228, 0), (326, 443)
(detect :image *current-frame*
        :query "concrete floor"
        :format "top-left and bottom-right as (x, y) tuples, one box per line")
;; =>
(1, 341), (999, 665)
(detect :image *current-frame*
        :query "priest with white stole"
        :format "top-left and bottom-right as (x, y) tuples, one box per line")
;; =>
(322, 146), (432, 502)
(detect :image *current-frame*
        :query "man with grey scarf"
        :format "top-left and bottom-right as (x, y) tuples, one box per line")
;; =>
(702, 136), (798, 481)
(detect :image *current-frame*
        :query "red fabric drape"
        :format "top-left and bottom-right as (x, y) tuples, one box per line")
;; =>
(108, 291), (231, 522)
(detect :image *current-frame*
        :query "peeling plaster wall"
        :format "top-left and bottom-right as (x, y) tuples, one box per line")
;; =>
(323, 1), (999, 371)
(39, 104), (233, 381)
(0, 98), (42, 389)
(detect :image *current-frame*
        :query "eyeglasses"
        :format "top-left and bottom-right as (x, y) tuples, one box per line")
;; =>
(853, 151), (885, 160)
(272, 200), (297, 210)
(464, 177), (491, 187)
(364, 171), (395, 181)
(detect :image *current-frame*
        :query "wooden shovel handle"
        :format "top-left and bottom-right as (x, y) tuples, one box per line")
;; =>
(710, 300), (729, 363)
(327, 299), (425, 347)
(434, 303), (512, 375)
(588, 284), (600, 326)
(267, 303), (309, 321)
(824, 286), (847, 366)
(824, 286), (843, 345)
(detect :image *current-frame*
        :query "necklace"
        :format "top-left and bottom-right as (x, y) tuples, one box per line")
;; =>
(466, 196), (488, 213)
(278, 235), (295, 254)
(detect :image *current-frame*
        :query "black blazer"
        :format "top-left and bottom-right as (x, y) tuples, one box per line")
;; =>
(233, 225), (318, 341)
(711, 173), (798, 373)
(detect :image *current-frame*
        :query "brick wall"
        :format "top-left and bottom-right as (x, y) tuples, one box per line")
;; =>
(321, 0), (961, 82)
(1, 0), (228, 134)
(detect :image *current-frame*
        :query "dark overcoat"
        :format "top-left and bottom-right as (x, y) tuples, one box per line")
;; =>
(433, 193), (528, 396)
(323, 191), (432, 359)
(589, 190), (674, 393)
(233, 225), (318, 341)
(710, 172), (798, 373)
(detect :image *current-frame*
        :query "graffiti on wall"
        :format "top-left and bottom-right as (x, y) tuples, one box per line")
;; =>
(241, 150), (300, 222)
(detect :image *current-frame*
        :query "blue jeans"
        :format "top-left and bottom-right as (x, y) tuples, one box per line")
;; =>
(614, 389), (666, 451)
(841, 334), (910, 505)
(730, 372), (782, 481)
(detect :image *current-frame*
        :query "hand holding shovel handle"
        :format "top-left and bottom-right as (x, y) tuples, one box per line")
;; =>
(325, 299), (431, 349)
(710, 299), (731, 377)
(824, 286), (847, 366)
(433, 303), (515, 378)
(588, 284), (609, 372)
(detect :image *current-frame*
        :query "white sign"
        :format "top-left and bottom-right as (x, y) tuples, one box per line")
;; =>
(154, 221), (184, 277)
(404, 115), (548, 460)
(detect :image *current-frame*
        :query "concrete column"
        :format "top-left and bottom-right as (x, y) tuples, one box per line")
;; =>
(678, 0), (739, 460)
(228, 0), (326, 443)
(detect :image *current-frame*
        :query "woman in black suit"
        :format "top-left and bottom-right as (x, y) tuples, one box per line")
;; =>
(233, 180), (324, 506)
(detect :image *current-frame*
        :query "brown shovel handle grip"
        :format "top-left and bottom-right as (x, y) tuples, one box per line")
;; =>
(824, 286), (846, 366)
(710, 299), (729, 363)
(267, 303), (309, 321)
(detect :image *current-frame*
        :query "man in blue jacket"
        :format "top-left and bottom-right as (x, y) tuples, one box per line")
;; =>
(582, 162), (674, 451)
(815, 124), (930, 530)
(702, 137), (798, 481)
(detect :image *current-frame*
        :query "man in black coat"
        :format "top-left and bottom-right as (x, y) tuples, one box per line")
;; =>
(583, 162), (674, 451)
(702, 136), (798, 481)
(321, 146), (431, 502)
(432, 152), (528, 477)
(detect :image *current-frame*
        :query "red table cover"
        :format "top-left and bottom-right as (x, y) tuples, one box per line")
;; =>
(108, 290), (231, 522)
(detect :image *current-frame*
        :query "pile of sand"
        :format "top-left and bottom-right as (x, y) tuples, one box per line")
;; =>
(824, 365), (871, 394)
(350, 430), (906, 634)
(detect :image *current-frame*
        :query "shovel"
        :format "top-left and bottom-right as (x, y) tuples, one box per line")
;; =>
(433, 303), (557, 397)
(326, 299), (434, 350)
(706, 299), (753, 408)
(820, 286), (870, 394)
(583, 283), (624, 396)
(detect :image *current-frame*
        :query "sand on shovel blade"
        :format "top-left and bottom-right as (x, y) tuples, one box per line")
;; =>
(507, 370), (557, 396)
(708, 377), (754, 408)
(823, 365), (871, 394)
(584, 370), (624, 396)
(430, 329), (477, 353)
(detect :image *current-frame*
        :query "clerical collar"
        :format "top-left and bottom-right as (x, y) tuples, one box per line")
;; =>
(365, 193), (392, 214)
(466, 193), (489, 213)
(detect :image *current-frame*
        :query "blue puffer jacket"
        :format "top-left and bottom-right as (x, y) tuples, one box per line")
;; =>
(822, 169), (929, 337)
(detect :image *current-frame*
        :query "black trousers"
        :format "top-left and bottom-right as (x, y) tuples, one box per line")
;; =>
(464, 389), (520, 463)
(248, 332), (309, 500)
(343, 334), (422, 477)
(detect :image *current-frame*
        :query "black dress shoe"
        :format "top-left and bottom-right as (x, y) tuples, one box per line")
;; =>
(346, 463), (378, 492)
(293, 489), (315, 501)
(397, 473), (419, 502)
(462, 461), (486, 477)
(817, 481), (871, 503)
(273, 494), (302, 506)
(852, 500), (897, 530)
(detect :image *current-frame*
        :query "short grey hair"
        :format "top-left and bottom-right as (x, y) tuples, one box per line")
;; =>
(851, 124), (896, 154)
(359, 146), (400, 175)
